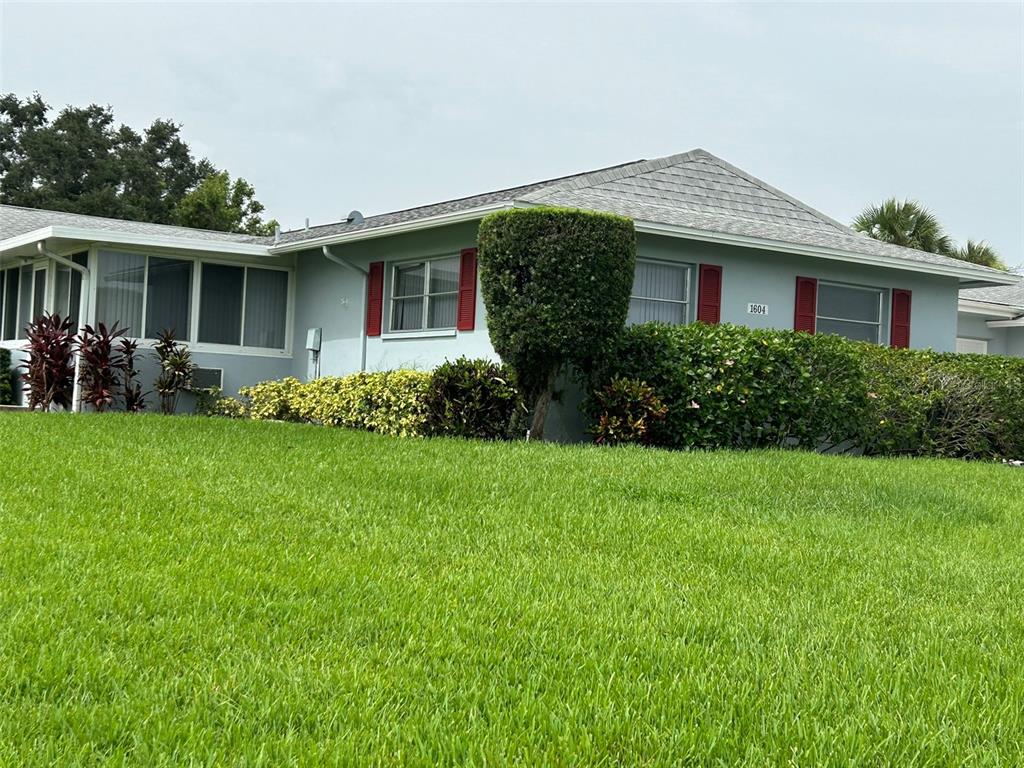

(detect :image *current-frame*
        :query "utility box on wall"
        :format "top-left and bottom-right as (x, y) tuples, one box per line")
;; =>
(306, 327), (322, 352)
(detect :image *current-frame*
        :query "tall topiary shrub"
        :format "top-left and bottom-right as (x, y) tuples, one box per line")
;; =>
(477, 207), (636, 439)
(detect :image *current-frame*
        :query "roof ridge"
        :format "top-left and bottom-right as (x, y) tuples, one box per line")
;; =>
(690, 151), (855, 234)
(516, 149), (709, 201)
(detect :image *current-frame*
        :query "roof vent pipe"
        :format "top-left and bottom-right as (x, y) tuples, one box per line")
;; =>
(304, 218), (310, 230)
(274, 224), (281, 244)
(346, 210), (364, 225)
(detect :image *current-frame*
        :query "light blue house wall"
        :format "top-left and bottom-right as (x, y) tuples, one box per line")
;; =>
(288, 223), (961, 385)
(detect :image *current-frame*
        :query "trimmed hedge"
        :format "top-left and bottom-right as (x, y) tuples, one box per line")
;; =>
(237, 361), (522, 440)
(587, 323), (1024, 460)
(0, 348), (14, 405)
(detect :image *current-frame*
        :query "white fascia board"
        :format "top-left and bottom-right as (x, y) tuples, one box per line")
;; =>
(987, 317), (1024, 328)
(0, 225), (272, 258)
(268, 203), (511, 254)
(957, 299), (1022, 319)
(0, 226), (56, 254)
(632, 220), (1019, 286)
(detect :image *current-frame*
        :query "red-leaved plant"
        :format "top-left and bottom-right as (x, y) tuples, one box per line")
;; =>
(21, 313), (75, 411)
(116, 337), (147, 413)
(76, 323), (127, 412)
(153, 329), (195, 415)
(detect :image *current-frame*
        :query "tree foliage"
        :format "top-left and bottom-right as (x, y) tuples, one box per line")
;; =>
(477, 207), (636, 439)
(0, 92), (276, 235)
(853, 197), (1008, 271)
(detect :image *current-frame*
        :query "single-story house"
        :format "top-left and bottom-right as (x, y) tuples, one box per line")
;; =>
(2, 148), (1018, 421)
(957, 280), (1024, 356)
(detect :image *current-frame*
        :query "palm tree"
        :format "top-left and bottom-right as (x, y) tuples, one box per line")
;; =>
(852, 199), (954, 255)
(954, 240), (1008, 271)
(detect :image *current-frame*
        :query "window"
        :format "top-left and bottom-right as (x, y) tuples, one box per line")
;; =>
(388, 256), (460, 332)
(16, 265), (33, 340)
(629, 260), (690, 325)
(94, 249), (289, 350)
(816, 282), (884, 343)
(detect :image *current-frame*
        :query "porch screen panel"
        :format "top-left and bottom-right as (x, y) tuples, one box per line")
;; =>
(54, 266), (71, 318)
(2, 268), (18, 340)
(145, 257), (193, 339)
(96, 251), (145, 335)
(17, 265), (32, 339)
(199, 263), (244, 345)
(243, 268), (288, 349)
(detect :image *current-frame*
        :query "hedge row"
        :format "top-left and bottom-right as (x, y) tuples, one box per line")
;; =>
(223, 358), (521, 440)
(587, 323), (1024, 460)
(0, 349), (14, 406)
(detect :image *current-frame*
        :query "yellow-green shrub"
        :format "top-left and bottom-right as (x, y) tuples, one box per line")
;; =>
(239, 377), (304, 422)
(244, 370), (432, 437)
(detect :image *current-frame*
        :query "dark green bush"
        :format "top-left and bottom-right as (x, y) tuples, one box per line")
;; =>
(423, 357), (523, 440)
(587, 323), (869, 451)
(860, 347), (1024, 459)
(589, 377), (668, 446)
(0, 348), (14, 405)
(588, 322), (1024, 460)
(478, 207), (636, 438)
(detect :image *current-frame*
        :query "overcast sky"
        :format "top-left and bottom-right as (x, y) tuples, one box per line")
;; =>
(1, 2), (1022, 267)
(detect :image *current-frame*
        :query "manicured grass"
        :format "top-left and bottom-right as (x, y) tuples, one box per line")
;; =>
(1, 413), (1023, 766)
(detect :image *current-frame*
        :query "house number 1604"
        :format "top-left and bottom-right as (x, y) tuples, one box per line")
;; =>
(747, 303), (769, 315)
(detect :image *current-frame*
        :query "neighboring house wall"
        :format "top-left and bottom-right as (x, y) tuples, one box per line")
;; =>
(1007, 329), (1024, 358)
(956, 313), (1010, 355)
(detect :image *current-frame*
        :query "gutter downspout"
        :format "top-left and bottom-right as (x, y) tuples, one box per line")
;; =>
(37, 241), (90, 413)
(322, 245), (368, 372)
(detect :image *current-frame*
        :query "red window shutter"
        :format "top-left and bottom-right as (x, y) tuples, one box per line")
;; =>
(366, 261), (384, 337)
(457, 248), (477, 331)
(890, 289), (912, 348)
(794, 276), (817, 333)
(696, 264), (722, 324)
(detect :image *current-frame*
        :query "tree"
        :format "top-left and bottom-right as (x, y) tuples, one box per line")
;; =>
(852, 199), (953, 255)
(173, 171), (277, 236)
(0, 92), (274, 235)
(953, 240), (1007, 271)
(853, 197), (1009, 271)
(477, 207), (636, 440)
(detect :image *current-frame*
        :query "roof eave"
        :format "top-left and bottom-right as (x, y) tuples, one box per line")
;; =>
(0, 225), (273, 258)
(268, 202), (512, 254)
(958, 298), (1023, 318)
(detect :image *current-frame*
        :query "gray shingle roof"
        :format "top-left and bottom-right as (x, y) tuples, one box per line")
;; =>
(517, 150), (1010, 279)
(271, 160), (645, 245)
(2, 150), (1013, 287)
(960, 279), (1024, 311)
(0, 204), (269, 245)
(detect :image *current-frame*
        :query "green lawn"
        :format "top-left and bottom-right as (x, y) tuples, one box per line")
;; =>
(1, 413), (1023, 766)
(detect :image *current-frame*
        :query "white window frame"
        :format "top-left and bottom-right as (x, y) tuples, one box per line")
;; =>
(0, 265), (17, 342)
(815, 280), (885, 344)
(628, 258), (693, 325)
(93, 247), (295, 358)
(386, 253), (461, 335)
